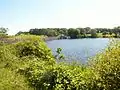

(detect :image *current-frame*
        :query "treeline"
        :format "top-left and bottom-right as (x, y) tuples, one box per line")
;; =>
(17, 26), (120, 39)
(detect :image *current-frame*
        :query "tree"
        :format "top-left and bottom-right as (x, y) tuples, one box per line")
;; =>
(113, 26), (120, 37)
(16, 31), (29, 35)
(84, 27), (91, 34)
(91, 29), (97, 38)
(102, 31), (107, 36)
(68, 28), (79, 39)
(78, 28), (87, 37)
(0, 27), (8, 34)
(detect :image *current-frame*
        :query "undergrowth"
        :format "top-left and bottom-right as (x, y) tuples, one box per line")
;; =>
(0, 35), (120, 90)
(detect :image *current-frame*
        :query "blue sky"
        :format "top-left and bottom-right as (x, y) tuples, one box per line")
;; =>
(0, 0), (120, 35)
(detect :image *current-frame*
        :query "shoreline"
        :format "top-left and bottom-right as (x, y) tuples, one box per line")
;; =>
(44, 37), (58, 41)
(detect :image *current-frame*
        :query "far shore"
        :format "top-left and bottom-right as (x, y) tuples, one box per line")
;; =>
(44, 37), (58, 41)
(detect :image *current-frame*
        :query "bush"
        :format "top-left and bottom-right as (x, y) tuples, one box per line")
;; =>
(21, 61), (98, 90)
(0, 68), (33, 90)
(1, 35), (120, 90)
(15, 40), (54, 62)
(0, 35), (55, 66)
(90, 40), (120, 89)
(20, 39), (120, 90)
(0, 35), (55, 90)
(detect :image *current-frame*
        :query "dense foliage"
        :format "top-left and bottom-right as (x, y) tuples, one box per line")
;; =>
(0, 27), (8, 34)
(17, 26), (120, 39)
(1, 35), (120, 90)
(0, 27), (8, 37)
(0, 35), (54, 90)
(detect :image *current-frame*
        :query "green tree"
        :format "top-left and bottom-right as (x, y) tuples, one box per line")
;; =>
(113, 26), (120, 37)
(68, 28), (80, 39)
(0, 27), (8, 34)
(91, 29), (97, 38)
(79, 28), (87, 37)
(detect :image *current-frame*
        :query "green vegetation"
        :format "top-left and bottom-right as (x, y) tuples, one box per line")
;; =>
(0, 27), (8, 34)
(0, 27), (8, 37)
(17, 26), (120, 39)
(1, 35), (120, 89)
(0, 35), (54, 90)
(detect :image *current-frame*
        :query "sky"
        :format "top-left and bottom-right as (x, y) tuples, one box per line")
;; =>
(0, 0), (120, 35)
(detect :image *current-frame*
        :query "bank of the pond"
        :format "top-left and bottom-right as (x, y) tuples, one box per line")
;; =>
(44, 36), (58, 41)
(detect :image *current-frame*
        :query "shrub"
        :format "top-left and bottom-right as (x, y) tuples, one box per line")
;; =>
(1, 35), (120, 90)
(0, 68), (33, 90)
(21, 61), (99, 90)
(21, 39), (120, 90)
(90, 40), (120, 89)
(0, 35), (54, 90)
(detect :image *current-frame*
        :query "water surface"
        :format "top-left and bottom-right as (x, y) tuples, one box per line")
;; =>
(47, 38), (110, 63)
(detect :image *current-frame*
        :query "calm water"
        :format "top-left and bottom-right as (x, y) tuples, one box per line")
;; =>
(47, 38), (110, 63)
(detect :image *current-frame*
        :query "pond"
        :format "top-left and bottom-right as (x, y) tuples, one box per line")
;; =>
(47, 38), (110, 63)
